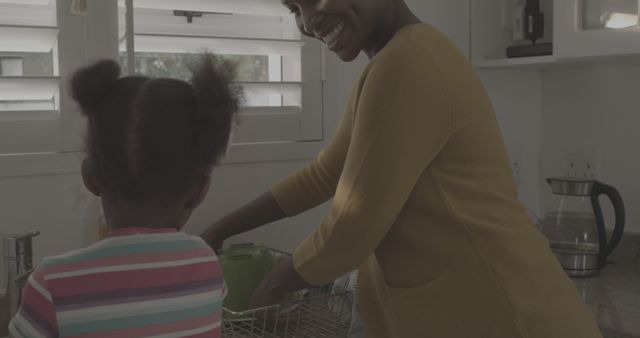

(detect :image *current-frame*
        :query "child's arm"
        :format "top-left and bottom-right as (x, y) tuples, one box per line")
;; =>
(8, 268), (58, 338)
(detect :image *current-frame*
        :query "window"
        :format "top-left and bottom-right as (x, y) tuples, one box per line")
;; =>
(0, 0), (322, 168)
(118, 0), (325, 162)
(0, 0), (60, 154)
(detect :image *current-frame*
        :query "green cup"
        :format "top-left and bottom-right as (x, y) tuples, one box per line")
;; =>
(219, 243), (277, 313)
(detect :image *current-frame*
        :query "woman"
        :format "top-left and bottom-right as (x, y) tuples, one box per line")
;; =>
(202, 0), (602, 337)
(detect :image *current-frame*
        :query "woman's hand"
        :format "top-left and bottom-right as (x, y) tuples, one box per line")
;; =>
(248, 257), (312, 309)
(248, 276), (288, 310)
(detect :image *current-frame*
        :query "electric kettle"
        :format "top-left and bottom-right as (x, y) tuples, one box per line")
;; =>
(541, 177), (625, 277)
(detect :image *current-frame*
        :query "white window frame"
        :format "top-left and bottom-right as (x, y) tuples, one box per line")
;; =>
(0, 0), (118, 178)
(223, 34), (325, 164)
(0, 0), (60, 155)
(0, 0), (326, 179)
(120, 0), (327, 164)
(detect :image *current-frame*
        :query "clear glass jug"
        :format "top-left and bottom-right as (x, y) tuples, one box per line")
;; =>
(541, 177), (625, 277)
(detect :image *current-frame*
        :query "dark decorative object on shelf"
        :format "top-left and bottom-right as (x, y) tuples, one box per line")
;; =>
(507, 0), (553, 58)
(524, 0), (544, 43)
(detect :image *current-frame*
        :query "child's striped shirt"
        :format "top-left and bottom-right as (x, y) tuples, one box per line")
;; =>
(9, 227), (226, 338)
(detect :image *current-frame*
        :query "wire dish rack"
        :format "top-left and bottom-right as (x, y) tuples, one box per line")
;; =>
(221, 249), (354, 338)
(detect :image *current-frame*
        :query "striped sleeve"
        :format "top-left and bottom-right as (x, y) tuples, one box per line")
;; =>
(8, 267), (59, 338)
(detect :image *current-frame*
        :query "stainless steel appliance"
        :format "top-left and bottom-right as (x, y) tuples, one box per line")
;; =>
(1, 231), (40, 329)
(541, 178), (625, 277)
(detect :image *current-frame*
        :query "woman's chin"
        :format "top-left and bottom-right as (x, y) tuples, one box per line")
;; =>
(334, 48), (361, 62)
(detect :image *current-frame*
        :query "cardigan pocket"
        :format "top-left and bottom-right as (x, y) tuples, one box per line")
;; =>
(384, 269), (457, 337)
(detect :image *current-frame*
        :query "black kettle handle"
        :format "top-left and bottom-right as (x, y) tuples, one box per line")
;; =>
(590, 182), (625, 267)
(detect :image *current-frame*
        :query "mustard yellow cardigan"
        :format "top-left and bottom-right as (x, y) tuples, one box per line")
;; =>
(271, 23), (601, 338)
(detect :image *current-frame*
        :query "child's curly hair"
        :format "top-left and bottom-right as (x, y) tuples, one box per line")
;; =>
(70, 54), (242, 203)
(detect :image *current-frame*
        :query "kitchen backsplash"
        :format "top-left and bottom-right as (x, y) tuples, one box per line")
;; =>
(609, 232), (640, 264)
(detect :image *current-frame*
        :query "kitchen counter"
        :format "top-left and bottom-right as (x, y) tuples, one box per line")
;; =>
(575, 262), (640, 338)
(572, 231), (640, 338)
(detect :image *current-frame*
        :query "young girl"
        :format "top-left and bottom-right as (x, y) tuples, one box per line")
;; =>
(9, 54), (240, 337)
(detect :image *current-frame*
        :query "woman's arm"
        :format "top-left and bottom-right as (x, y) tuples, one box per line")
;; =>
(290, 45), (455, 286)
(202, 101), (354, 249)
(248, 44), (455, 308)
(201, 191), (285, 250)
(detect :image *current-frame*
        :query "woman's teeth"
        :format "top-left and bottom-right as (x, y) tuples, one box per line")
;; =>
(324, 22), (345, 46)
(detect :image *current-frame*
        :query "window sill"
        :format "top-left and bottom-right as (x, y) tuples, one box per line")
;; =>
(0, 152), (82, 179)
(0, 140), (325, 179)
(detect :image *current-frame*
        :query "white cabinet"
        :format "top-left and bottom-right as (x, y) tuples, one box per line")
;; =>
(555, 0), (640, 59)
(471, 0), (556, 68)
(471, 0), (640, 68)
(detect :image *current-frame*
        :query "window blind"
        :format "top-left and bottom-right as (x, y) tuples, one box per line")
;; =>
(0, 0), (60, 119)
(118, 0), (324, 147)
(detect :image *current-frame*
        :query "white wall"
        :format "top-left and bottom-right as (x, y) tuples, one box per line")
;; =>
(542, 66), (640, 233)
(478, 70), (543, 215)
(0, 174), (86, 262)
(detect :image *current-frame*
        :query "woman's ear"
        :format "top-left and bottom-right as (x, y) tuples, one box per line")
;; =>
(186, 176), (211, 210)
(81, 159), (101, 197)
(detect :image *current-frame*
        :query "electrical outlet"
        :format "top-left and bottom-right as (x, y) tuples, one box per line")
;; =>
(509, 150), (522, 185)
(565, 147), (599, 179)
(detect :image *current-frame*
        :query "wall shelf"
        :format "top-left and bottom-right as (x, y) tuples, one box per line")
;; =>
(471, 0), (555, 70)
(472, 0), (640, 70)
(475, 55), (557, 70)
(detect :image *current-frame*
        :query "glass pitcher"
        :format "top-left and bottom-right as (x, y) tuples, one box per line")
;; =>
(541, 177), (625, 277)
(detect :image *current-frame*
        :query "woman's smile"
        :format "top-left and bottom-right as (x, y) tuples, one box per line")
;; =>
(317, 21), (345, 50)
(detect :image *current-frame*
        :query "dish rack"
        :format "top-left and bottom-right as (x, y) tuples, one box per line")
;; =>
(221, 249), (354, 338)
